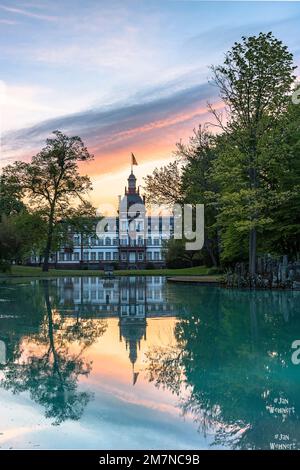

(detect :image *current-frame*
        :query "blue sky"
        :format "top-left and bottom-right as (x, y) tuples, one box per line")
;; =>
(1, 1), (300, 205)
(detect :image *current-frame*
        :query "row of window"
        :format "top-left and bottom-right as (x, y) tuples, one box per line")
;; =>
(72, 236), (163, 246)
(107, 221), (174, 232)
(58, 251), (162, 262)
(68, 290), (163, 301)
(58, 276), (163, 284)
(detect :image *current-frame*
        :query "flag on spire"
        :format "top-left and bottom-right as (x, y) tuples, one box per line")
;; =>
(131, 153), (138, 166)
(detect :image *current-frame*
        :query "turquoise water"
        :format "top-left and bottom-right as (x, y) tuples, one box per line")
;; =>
(0, 276), (299, 450)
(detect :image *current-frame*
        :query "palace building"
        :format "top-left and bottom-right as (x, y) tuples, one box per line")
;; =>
(30, 168), (174, 269)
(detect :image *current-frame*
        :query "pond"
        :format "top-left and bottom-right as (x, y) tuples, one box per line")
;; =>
(0, 276), (299, 450)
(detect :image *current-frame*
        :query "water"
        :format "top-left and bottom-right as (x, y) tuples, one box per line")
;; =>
(0, 276), (299, 450)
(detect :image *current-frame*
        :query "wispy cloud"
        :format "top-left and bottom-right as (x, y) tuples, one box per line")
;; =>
(0, 4), (57, 21)
(1, 80), (218, 166)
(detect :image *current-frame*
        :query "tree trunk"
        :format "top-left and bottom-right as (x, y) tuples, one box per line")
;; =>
(42, 209), (54, 272)
(249, 137), (258, 276)
(205, 238), (218, 267)
(249, 227), (257, 275)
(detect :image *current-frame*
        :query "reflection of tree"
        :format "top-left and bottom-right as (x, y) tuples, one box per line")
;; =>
(146, 285), (300, 449)
(1, 280), (107, 425)
(0, 281), (45, 363)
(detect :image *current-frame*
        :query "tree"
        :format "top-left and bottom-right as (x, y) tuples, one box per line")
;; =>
(0, 173), (25, 217)
(1, 131), (93, 271)
(0, 211), (46, 271)
(262, 102), (300, 257)
(144, 126), (220, 266)
(179, 126), (220, 266)
(210, 32), (296, 274)
(62, 201), (98, 264)
(143, 160), (182, 206)
(163, 238), (200, 268)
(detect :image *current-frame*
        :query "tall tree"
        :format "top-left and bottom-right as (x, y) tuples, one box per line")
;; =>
(143, 160), (182, 206)
(179, 126), (219, 266)
(1, 131), (93, 271)
(210, 32), (296, 274)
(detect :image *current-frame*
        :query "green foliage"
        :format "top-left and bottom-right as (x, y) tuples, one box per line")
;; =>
(0, 211), (46, 266)
(210, 32), (297, 270)
(1, 131), (94, 271)
(164, 238), (201, 268)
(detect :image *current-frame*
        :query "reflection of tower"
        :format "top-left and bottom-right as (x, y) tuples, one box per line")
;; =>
(119, 277), (147, 385)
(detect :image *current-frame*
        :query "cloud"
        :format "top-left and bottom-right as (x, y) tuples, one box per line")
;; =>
(2, 80), (217, 162)
(0, 4), (57, 21)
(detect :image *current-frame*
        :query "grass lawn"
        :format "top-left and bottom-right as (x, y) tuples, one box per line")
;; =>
(0, 265), (221, 279)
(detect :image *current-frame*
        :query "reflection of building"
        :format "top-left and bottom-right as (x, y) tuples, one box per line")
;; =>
(55, 276), (178, 318)
(30, 168), (174, 269)
(54, 275), (178, 384)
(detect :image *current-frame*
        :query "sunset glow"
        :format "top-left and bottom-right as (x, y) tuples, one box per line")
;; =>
(1, 1), (300, 205)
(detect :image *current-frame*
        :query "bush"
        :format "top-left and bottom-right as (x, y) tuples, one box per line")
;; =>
(0, 260), (11, 273)
(146, 262), (156, 270)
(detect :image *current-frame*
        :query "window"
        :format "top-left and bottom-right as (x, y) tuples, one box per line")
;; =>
(154, 252), (159, 261)
(121, 253), (127, 261)
(105, 252), (111, 261)
(91, 252), (96, 261)
(98, 238), (104, 246)
(73, 236), (80, 245)
(138, 252), (144, 261)
(105, 237), (111, 246)
(98, 252), (103, 260)
(59, 253), (64, 261)
(147, 252), (152, 261)
(73, 252), (79, 261)
(137, 236), (143, 246)
(154, 238), (160, 246)
(113, 252), (118, 261)
(147, 237), (152, 245)
(113, 238), (118, 245)
(83, 252), (89, 261)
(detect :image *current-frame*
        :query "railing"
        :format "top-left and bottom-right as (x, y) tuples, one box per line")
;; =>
(119, 240), (147, 248)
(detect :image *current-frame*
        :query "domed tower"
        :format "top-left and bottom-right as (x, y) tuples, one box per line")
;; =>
(118, 162), (147, 269)
(120, 170), (145, 211)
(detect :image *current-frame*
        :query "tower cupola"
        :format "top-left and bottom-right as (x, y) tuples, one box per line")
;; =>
(127, 172), (137, 194)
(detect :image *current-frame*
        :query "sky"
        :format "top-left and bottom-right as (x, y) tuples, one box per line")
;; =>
(1, 0), (300, 208)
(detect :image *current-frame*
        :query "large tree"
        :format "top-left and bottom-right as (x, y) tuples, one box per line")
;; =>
(144, 126), (220, 266)
(143, 160), (183, 207)
(1, 131), (93, 271)
(179, 126), (219, 266)
(210, 32), (296, 274)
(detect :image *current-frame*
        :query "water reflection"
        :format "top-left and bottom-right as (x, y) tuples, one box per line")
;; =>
(147, 286), (300, 449)
(0, 277), (299, 449)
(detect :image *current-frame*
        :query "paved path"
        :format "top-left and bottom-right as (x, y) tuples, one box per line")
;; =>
(167, 276), (220, 285)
